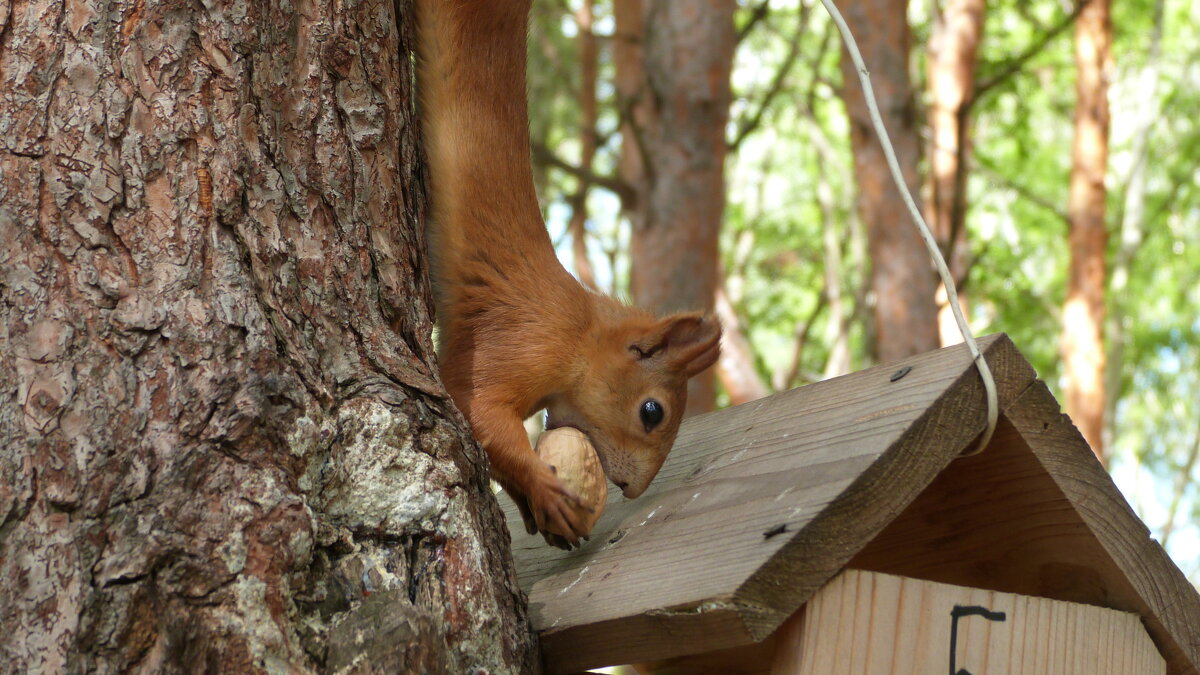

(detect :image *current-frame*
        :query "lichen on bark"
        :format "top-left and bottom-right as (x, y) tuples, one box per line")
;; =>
(0, 0), (539, 670)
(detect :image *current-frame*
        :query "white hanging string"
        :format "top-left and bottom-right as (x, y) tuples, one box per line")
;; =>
(818, 0), (998, 456)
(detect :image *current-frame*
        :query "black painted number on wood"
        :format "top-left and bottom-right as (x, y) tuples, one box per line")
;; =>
(949, 605), (1007, 675)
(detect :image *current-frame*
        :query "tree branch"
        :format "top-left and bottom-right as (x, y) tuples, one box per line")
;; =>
(802, 21), (835, 115)
(972, 0), (1089, 103)
(1160, 417), (1200, 548)
(777, 291), (828, 391)
(612, 67), (656, 193)
(729, 4), (811, 152)
(531, 142), (637, 206)
(714, 284), (771, 405)
(974, 155), (1069, 223)
(736, 0), (772, 45)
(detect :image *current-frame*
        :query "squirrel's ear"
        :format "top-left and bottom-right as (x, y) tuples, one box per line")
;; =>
(629, 312), (722, 377)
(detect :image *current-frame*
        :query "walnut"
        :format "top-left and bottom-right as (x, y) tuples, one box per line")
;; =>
(536, 427), (607, 535)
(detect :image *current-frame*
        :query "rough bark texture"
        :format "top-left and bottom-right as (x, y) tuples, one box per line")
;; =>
(1104, 0), (1163, 453)
(0, 0), (538, 671)
(838, 0), (939, 365)
(925, 0), (985, 347)
(1062, 0), (1112, 462)
(615, 0), (733, 416)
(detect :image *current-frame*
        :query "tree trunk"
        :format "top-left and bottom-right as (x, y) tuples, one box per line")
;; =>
(838, 0), (939, 364)
(0, 0), (538, 671)
(1062, 0), (1112, 463)
(567, 0), (599, 291)
(615, 0), (734, 416)
(714, 285), (769, 405)
(925, 0), (986, 347)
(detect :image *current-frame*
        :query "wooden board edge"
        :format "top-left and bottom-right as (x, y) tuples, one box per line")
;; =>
(539, 597), (765, 673)
(730, 334), (1038, 640)
(1004, 380), (1200, 675)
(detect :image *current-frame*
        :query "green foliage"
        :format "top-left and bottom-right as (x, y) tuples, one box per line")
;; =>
(528, 0), (1200, 579)
(724, 0), (867, 385)
(965, 0), (1078, 381)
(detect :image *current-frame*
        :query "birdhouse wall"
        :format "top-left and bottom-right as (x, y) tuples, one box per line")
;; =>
(771, 569), (1164, 675)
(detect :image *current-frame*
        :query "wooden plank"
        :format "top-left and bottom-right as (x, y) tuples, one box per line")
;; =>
(849, 416), (1136, 603)
(503, 334), (1037, 672)
(1007, 382), (1200, 674)
(770, 570), (1165, 675)
(850, 381), (1200, 675)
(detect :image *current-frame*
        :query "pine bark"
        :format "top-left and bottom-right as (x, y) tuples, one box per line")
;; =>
(0, 0), (538, 671)
(615, 0), (734, 416)
(925, 0), (986, 347)
(1062, 0), (1112, 462)
(838, 0), (939, 364)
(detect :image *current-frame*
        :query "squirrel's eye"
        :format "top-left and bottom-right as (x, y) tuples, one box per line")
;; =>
(640, 399), (664, 432)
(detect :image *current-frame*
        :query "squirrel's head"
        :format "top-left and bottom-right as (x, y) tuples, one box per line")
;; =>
(546, 310), (721, 498)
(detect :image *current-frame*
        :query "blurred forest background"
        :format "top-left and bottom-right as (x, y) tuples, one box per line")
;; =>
(522, 0), (1199, 580)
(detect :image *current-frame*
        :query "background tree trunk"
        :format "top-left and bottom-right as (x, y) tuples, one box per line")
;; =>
(1062, 0), (1112, 463)
(567, 0), (600, 291)
(925, 0), (986, 347)
(0, 0), (538, 671)
(714, 285), (769, 405)
(839, 0), (939, 364)
(616, 0), (735, 416)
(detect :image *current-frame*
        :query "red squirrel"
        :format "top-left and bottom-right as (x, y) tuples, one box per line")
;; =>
(415, 0), (721, 546)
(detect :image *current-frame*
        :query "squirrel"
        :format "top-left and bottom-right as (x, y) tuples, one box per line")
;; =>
(415, 0), (721, 546)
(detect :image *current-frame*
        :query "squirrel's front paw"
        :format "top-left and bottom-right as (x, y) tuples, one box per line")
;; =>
(526, 464), (593, 547)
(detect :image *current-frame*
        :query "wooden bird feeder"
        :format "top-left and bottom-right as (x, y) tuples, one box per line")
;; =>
(503, 335), (1200, 674)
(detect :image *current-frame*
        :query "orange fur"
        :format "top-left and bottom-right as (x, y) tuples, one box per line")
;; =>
(416, 0), (721, 546)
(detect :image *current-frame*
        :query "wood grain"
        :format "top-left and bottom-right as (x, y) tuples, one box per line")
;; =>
(616, 355), (1200, 675)
(504, 334), (1035, 672)
(1009, 381), (1200, 673)
(772, 570), (1164, 675)
(851, 381), (1200, 675)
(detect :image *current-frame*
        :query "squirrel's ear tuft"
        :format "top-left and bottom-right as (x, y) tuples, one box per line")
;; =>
(628, 312), (722, 377)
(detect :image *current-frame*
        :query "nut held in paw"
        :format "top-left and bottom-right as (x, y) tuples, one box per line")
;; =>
(535, 427), (607, 535)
